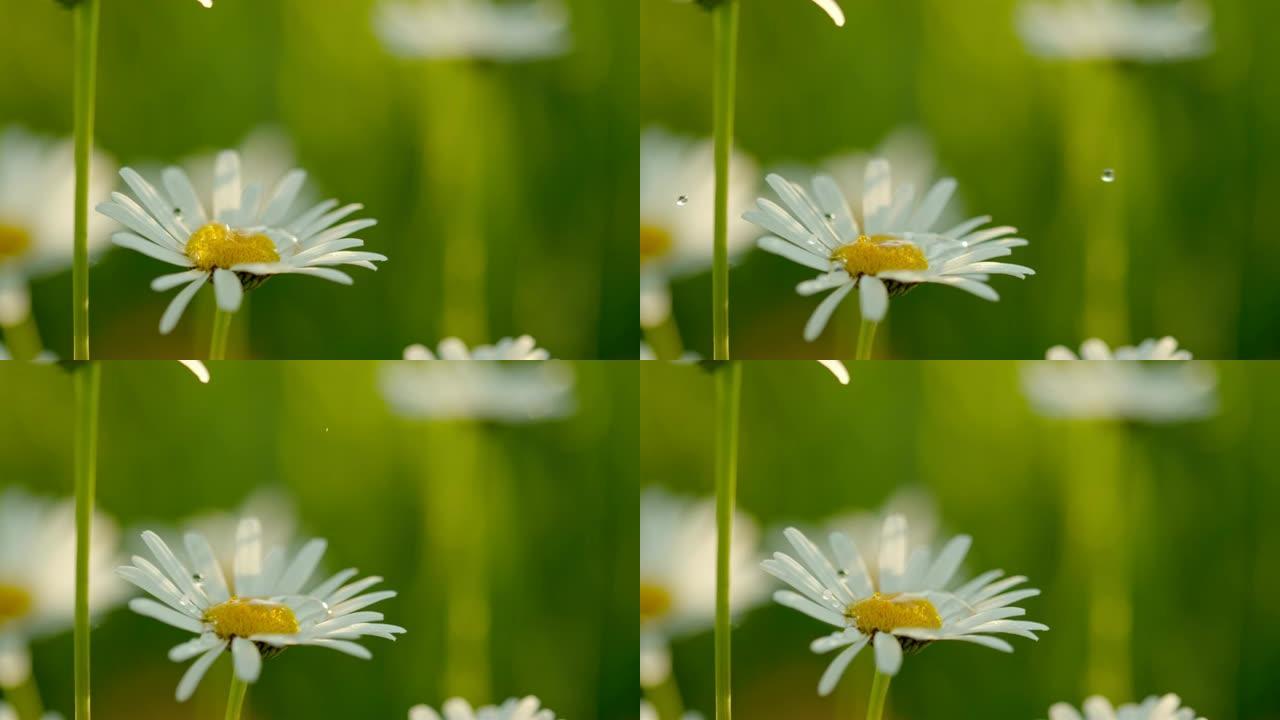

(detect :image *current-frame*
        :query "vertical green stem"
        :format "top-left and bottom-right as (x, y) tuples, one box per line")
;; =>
(713, 361), (742, 720)
(3, 672), (46, 720)
(865, 669), (892, 720)
(1, 312), (44, 362)
(72, 0), (100, 361)
(73, 362), (101, 720)
(645, 670), (686, 720)
(711, 0), (739, 360)
(223, 675), (248, 720)
(641, 313), (685, 361)
(855, 319), (878, 361)
(209, 308), (232, 360)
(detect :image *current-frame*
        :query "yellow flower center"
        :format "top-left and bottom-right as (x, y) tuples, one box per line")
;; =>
(0, 583), (32, 627)
(639, 581), (673, 623)
(185, 223), (280, 272)
(832, 235), (928, 277)
(0, 223), (32, 261)
(640, 225), (673, 264)
(847, 592), (942, 636)
(204, 597), (300, 639)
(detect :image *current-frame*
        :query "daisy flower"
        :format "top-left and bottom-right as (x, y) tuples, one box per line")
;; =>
(1046, 693), (1206, 720)
(0, 127), (115, 327)
(0, 488), (125, 687)
(813, 487), (940, 588)
(744, 160), (1034, 341)
(374, 0), (570, 62)
(95, 150), (386, 334)
(1017, 0), (1212, 62)
(403, 336), (551, 360)
(764, 513), (1047, 695)
(381, 359), (575, 423)
(639, 128), (759, 328)
(115, 517), (405, 701)
(409, 697), (560, 720)
(640, 488), (768, 687)
(152, 488), (298, 582)
(1023, 339), (1217, 422)
(0, 702), (60, 720)
(822, 128), (961, 234)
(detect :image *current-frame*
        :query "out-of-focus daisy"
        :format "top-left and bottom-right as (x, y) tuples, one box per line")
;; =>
(0, 489), (125, 687)
(409, 697), (560, 720)
(676, 0), (844, 26)
(639, 488), (768, 687)
(822, 128), (961, 233)
(0, 702), (60, 720)
(381, 359), (575, 422)
(640, 701), (703, 720)
(375, 0), (570, 61)
(96, 150), (386, 334)
(1046, 693), (1206, 720)
(115, 517), (405, 701)
(1023, 339), (1217, 422)
(639, 128), (759, 328)
(403, 336), (550, 360)
(1045, 337), (1192, 360)
(744, 160), (1034, 340)
(151, 488), (298, 582)
(1017, 0), (1212, 62)
(639, 343), (701, 362)
(0, 127), (115, 326)
(0, 343), (55, 363)
(764, 513), (1047, 695)
(819, 487), (940, 587)
(178, 129), (309, 212)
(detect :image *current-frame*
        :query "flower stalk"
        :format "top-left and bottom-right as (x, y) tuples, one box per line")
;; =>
(209, 307), (232, 360)
(713, 361), (742, 720)
(855, 319), (878, 360)
(3, 673), (45, 720)
(711, 0), (739, 360)
(1, 313), (44, 362)
(73, 361), (101, 720)
(646, 672), (686, 720)
(866, 669), (892, 720)
(224, 675), (248, 720)
(71, 0), (100, 360)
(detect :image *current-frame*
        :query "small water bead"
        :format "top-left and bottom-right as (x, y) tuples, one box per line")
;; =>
(1101, 168), (1116, 183)
(676, 195), (689, 207)
(824, 213), (836, 222)
(836, 569), (849, 579)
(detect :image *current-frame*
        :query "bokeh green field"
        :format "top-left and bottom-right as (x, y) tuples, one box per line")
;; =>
(641, 361), (1280, 718)
(0, 0), (636, 359)
(0, 361), (637, 719)
(642, 0), (1280, 359)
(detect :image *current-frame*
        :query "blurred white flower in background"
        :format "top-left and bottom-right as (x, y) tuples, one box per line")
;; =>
(640, 128), (759, 328)
(0, 343), (55, 362)
(1022, 338), (1218, 422)
(0, 701), (60, 720)
(1017, 0), (1212, 62)
(180, 128), (310, 211)
(816, 487), (940, 586)
(374, 0), (570, 62)
(410, 696), (560, 720)
(0, 127), (115, 326)
(0, 488), (126, 687)
(148, 488), (300, 578)
(381, 358), (575, 423)
(822, 129), (960, 232)
(639, 488), (768, 687)
(403, 336), (550, 360)
(640, 701), (703, 720)
(1045, 693), (1206, 720)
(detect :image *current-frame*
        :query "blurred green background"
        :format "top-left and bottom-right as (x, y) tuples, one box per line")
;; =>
(641, 0), (1280, 359)
(642, 361), (1280, 718)
(0, 0), (636, 359)
(0, 360), (637, 719)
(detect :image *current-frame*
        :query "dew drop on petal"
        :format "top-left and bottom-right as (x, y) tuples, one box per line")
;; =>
(824, 213), (836, 222)
(1101, 168), (1116, 183)
(676, 195), (689, 207)
(836, 569), (849, 578)
(822, 590), (836, 601)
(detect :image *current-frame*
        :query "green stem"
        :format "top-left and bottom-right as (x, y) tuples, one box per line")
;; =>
(855, 319), (878, 360)
(71, 0), (100, 361)
(1, 311), (44, 362)
(3, 672), (46, 720)
(711, 0), (739, 360)
(865, 670), (891, 720)
(224, 675), (248, 720)
(73, 362), (101, 720)
(713, 361), (742, 720)
(645, 670), (686, 720)
(209, 308), (232, 360)
(641, 312), (685, 361)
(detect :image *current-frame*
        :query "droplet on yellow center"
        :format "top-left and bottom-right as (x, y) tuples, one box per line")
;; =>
(0, 583), (33, 626)
(0, 223), (32, 260)
(832, 235), (928, 277)
(185, 223), (280, 272)
(204, 597), (300, 639)
(847, 592), (942, 636)
(639, 582), (673, 623)
(640, 225), (673, 264)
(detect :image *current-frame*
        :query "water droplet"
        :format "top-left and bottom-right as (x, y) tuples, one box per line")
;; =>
(676, 195), (689, 207)
(1101, 168), (1116, 183)
(836, 569), (849, 578)
(824, 213), (836, 222)
(192, 573), (204, 582)
(822, 590), (836, 601)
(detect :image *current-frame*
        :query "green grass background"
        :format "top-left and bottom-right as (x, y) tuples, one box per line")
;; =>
(642, 0), (1280, 359)
(0, 360), (638, 719)
(0, 0), (636, 359)
(642, 361), (1280, 718)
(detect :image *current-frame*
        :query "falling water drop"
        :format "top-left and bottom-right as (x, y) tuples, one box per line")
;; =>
(1101, 168), (1116, 183)
(676, 195), (689, 207)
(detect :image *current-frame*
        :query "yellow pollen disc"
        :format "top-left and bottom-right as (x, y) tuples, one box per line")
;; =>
(640, 225), (673, 264)
(185, 223), (280, 272)
(847, 592), (942, 636)
(0, 223), (32, 260)
(832, 235), (928, 277)
(639, 582), (674, 623)
(204, 597), (300, 639)
(0, 583), (33, 627)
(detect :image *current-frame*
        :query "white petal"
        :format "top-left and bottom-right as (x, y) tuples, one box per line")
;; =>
(176, 644), (225, 701)
(231, 637), (262, 683)
(818, 639), (865, 696)
(160, 276), (209, 335)
(811, 0), (845, 25)
(874, 632), (903, 675)
(212, 268), (243, 312)
(804, 283), (854, 342)
(212, 151), (242, 221)
(859, 276), (889, 322)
